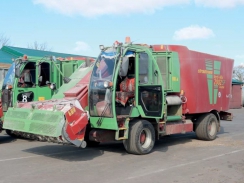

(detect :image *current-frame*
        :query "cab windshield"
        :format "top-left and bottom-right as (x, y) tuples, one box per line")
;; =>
(91, 48), (118, 82)
(89, 48), (118, 117)
(2, 63), (15, 90)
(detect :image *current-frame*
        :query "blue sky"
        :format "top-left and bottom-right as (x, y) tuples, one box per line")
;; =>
(0, 0), (243, 66)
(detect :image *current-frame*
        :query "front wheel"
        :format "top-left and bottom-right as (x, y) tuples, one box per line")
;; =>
(195, 113), (218, 141)
(123, 120), (155, 155)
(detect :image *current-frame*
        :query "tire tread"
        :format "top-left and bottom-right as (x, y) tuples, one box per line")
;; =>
(123, 120), (155, 155)
(195, 113), (218, 141)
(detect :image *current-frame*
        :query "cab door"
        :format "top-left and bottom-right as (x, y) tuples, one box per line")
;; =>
(136, 51), (163, 118)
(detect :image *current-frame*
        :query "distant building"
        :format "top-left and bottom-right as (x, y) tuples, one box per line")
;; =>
(242, 86), (244, 107)
(230, 79), (244, 109)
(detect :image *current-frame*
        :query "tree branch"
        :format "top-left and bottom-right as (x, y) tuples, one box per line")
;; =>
(28, 41), (51, 51)
(0, 33), (11, 47)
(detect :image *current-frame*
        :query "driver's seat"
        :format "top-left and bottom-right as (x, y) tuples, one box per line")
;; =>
(116, 77), (135, 106)
(23, 69), (32, 82)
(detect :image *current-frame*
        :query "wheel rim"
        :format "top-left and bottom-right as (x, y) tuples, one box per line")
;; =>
(139, 128), (152, 149)
(208, 120), (217, 137)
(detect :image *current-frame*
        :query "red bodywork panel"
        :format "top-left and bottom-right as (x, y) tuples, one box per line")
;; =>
(65, 106), (88, 141)
(64, 70), (91, 109)
(89, 129), (115, 142)
(153, 45), (234, 114)
(165, 122), (193, 135)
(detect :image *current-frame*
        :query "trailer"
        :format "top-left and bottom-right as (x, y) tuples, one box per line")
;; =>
(3, 38), (234, 154)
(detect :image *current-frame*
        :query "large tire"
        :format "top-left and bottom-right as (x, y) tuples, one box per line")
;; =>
(123, 120), (155, 155)
(195, 113), (218, 141)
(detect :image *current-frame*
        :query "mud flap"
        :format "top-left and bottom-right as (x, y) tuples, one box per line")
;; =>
(62, 125), (87, 148)
(219, 111), (233, 121)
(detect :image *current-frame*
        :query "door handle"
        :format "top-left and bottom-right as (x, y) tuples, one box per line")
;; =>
(18, 90), (24, 92)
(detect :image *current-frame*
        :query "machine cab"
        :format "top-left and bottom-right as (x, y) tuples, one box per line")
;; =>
(89, 44), (164, 129)
(1, 57), (53, 112)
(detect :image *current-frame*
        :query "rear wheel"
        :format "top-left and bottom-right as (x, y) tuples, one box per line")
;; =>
(195, 113), (218, 140)
(123, 120), (155, 155)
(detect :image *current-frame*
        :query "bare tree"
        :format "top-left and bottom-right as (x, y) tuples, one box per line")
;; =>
(233, 65), (244, 82)
(0, 33), (11, 48)
(28, 41), (51, 51)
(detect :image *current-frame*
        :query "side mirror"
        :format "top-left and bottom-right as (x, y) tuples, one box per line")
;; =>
(50, 56), (56, 61)
(85, 57), (92, 67)
(39, 76), (43, 82)
(63, 77), (71, 83)
(49, 83), (56, 90)
(14, 59), (23, 78)
(46, 81), (56, 90)
(15, 67), (20, 78)
(119, 57), (129, 77)
(38, 63), (41, 77)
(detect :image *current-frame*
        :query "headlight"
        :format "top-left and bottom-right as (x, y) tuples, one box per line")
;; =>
(103, 81), (113, 88)
(6, 85), (12, 90)
(99, 45), (104, 50)
(104, 81), (109, 88)
(49, 83), (56, 90)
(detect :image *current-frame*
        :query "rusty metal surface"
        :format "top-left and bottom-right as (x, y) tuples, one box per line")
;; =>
(89, 129), (115, 142)
(165, 122), (193, 135)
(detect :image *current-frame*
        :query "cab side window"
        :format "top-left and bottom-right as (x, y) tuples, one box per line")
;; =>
(38, 63), (50, 87)
(139, 53), (149, 84)
(18, 62), (36, 88)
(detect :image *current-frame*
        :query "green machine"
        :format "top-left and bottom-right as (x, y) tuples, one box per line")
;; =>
(0, 55), (94, 134)
(3, 38), (234, 155)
